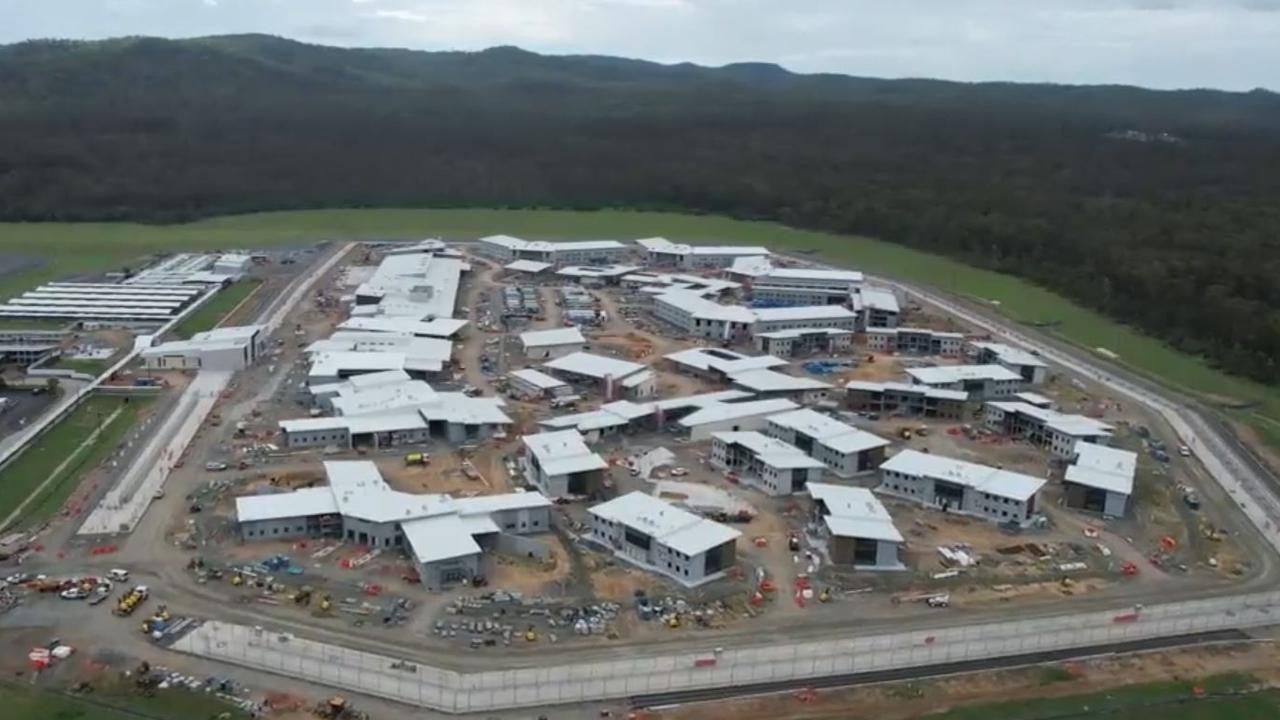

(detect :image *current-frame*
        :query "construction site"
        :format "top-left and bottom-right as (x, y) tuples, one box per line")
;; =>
(0, 235), (1275, 720)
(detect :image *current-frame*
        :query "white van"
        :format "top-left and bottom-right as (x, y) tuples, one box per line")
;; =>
(107, 569), (130, 582)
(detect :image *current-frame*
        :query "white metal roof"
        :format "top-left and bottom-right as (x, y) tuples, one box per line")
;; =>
(544, 351), (646, 380)
(755, 328), (853, 339)
(1014, 392), (1054, 407)
(906, 364), (1023, 385)
(807, 483), (903, 543)
(354, 254), (466, 321)
(880, 449), (1046, 501)
(845, 380), (969, 402)
(235, 487), (339, 523)
(712, 431), (826, 470)
(589, 491), (741, 555)
(401, 514), (484, 563)
(557, 265), (640, 278)
(972, 341), (1049, 368)
(636, 237), (770, 257)
(342, 413), (430, 434)
(678, 398), (798, 427)
(886, 326), (966, 340)
(311, 369), (412, 398)
(417, 394), (512, 425)
(750, 305), (858, 323)
(523, 429), (609, 477)
(338, 316), (468, 338)
(620, 368), (656, 388)
(760, 268), (864, 284)
(331, 381), (437, 416)
(767, 408), (890, 454)
(655, 290), (758, 324)
(855, 287), (900, 313)
(505, 259), (553, 273)
(454, 491), (553, 514)
(665, 347), (786, 374)
(1065, 442), (1136, 496)
(520, 327), (586, 348)
(729, 369), (831, 393)
(480, 235), (626, 253)
(509, 368), (569, 390)
(986, 401), (1113, 438)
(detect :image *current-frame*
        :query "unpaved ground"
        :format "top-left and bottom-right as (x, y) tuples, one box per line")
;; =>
(650, 641), (1280, 720)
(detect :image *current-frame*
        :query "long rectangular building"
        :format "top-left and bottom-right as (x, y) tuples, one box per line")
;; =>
(235, 461), (551, 590)
(754, 328), (853, 358)
(879, 449), (1045, 525)
(846, 380), (969, 418)
(906, 364), (1023, 399)
(587, 492), (740, 586)
(636, 237), (769, 269)
(866, 327), (965, 356)
(971, 341), (1049, 385)
(477, 235), (629, 266)
(750, 268), (863, 306)
(0, 281), (206, 322)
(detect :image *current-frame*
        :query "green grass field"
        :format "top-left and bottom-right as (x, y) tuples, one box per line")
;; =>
(1, 208), (1277, 446)
(170, 278), (262, 339)
(48, 357), (113, 376)
(925, 673), (1278, 720)
(0, 680), (249, 720)
(0, 393), (153, 529)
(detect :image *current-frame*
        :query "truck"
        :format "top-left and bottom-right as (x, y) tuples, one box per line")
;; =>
(113, 585), (150, 616)
(404, 452), (430, 466)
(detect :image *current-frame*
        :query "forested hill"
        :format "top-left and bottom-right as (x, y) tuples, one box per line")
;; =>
(4, 34), (1280, 384)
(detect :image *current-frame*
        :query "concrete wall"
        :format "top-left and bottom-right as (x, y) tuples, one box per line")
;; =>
(241, 516), (311, 541)
(171, 591), (1280, 713)
(285, 427), (352, 449)
(420, 553), (481, 591)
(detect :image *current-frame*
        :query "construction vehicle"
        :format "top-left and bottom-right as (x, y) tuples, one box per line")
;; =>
(404, 452), (429, 466)
(899, 427), (913, 440)
(524, 627), (538, 642)
(318, 594), (333, 612)
(318, 695), (371, 720)
(113, 585), (150, 616)
(293, 586), (313, 605)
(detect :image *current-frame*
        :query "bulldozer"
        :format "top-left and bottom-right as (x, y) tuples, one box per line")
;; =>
(313, 695), (368, 719)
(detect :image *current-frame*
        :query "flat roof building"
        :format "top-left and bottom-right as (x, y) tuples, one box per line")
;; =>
(141, 324), (266, 372)
(808, 482), (904, 569)
(279, 393), (511, 448)
(0, 281), (206, 322)
(337, 316), (468, 339)
(751, 267), (864, 306)
(765, 408), (890, 478)
(588, 491), (741, 586)
(710, 431), (825, 496)
(984, 401), (1114, 458)
(879, 449), (1045, 525)
(750, 305), (859, 334)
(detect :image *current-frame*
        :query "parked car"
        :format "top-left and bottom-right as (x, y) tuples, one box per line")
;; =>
(204, 461), (229, 472)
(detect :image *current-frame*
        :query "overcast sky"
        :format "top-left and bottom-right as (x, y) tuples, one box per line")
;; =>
(3, 0), (1277, 91)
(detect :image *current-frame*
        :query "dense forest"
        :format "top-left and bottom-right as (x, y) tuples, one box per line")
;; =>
(2, 35), (1280, 384)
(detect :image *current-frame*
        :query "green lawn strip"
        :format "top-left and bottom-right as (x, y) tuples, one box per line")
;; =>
(169, 279), (262, 339)
(0, 679), (250, 720)
(924, 672), (1270, 720)
(0, 394), (153, 528)
(48, 357), (113, 376)
(0, 208), (1276, 445)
